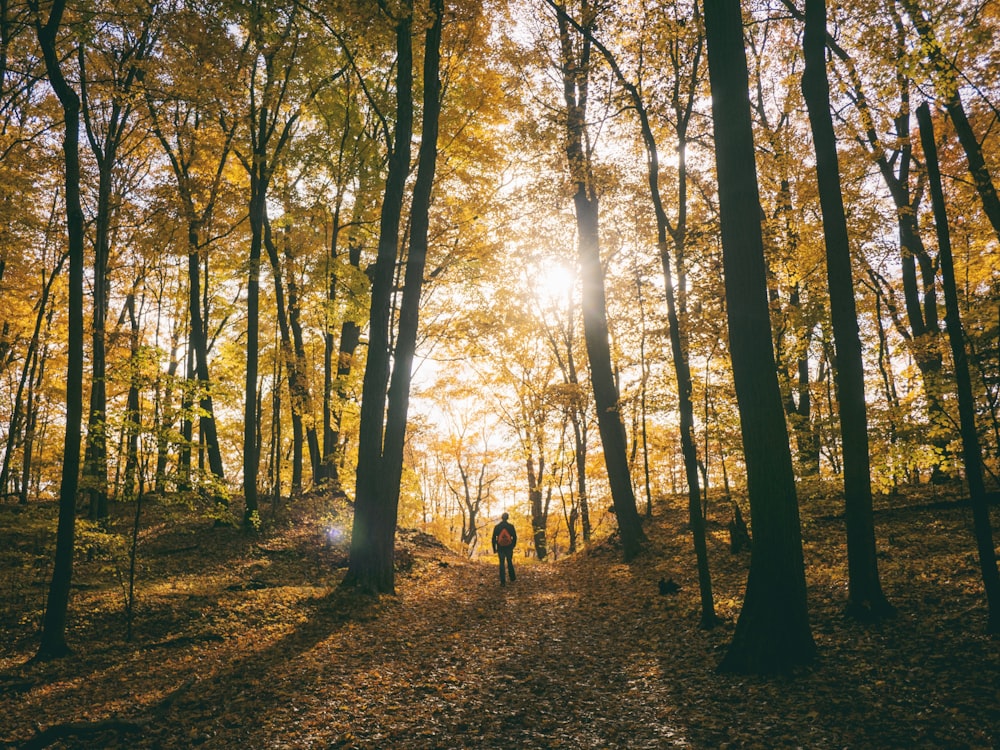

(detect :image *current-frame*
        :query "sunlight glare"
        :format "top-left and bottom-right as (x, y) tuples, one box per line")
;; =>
(533, 260), (576, 307)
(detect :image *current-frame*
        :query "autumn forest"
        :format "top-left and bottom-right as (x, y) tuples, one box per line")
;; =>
(1, 0), (1000, 745)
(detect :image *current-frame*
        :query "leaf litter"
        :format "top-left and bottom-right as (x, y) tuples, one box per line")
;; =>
(0, 482), (998, 748)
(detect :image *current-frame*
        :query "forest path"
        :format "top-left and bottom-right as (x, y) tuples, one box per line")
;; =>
(6, 495), (999, 749)
(240, 553), (690, 749)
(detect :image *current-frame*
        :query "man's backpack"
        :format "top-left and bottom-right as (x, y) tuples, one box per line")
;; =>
(497, 527), (513, 547)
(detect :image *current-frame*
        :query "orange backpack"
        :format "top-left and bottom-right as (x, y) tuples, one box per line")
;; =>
(497, 527), (513, 547)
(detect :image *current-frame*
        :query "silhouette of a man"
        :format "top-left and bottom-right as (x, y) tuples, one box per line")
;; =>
(491, 512), (517, 586)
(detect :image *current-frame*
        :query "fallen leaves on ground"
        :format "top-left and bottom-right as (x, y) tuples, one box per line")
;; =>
(1, 482), (998, 748)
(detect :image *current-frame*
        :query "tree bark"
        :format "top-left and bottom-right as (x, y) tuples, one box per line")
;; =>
(555, 1), (644, 561)
(916, 102), (1000, 633)
(346, 4), (416, 594)
(802, 0), (892, 619)
(33, 0), (84, 660)
(704, 0), (815, 673)
(555, 0), (715, 617)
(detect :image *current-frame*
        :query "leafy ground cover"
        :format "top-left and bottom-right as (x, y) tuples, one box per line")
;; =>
(1, 483), (998, 749)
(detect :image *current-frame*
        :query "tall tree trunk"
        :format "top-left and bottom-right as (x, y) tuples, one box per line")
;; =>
(33, 0), (84, 660)
(285, 232), (322, 484)
(556, 2), (644, 561)
(262, 216), (307, 495)
(917, 102), (1000, 633)
(187, 240), (226, 496)
(556, 0), (713, 611)
(802, 0), (892, 619)
(244, 177), (265, 526)
(82, 162), (111, 520)
(704, 0), (815, 674)
(377, 0), (445, 585)
(346, 4), (415, 595)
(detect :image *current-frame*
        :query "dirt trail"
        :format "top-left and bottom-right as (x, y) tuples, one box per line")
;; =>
(109, 550), (689, 749)
(224, 556), (690, 749)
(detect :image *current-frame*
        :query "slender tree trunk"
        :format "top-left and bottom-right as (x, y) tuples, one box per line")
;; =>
(20, 335), (47, 505)
(0, 253), (65, 494)
(556, 2), (644, 560)
(802, 0), (892, 619)
(262, 216), (306, 495)
(527, 454), (548, 560)
(33, 0), (85, 660)
(244, 178), (265, 526)
(187, 240), (226, 495)
(917, 102), (1000, 633)
(704, 0), (815, 673)
(122, 292), (142, 503)
(284, 229), (322, 483)
(556, 0), (713, 612)
(83, 163), (111, 520)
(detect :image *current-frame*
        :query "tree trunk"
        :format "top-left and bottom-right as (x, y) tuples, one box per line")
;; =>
(346, 5), (416, 595)
(378, 0), (444, 582)
(556, 3), (644, 561)
(122, 292), (142, 503)
(262, 215), (309, 495)
(802, 0), (892, 619)
(704, 0), (815, 673)
(82, 162), (111, 520)
(284, 229), (322, 484)
(527, 455), (548, 560)
(917, 102), (1000, 633)
(244, 179), (265, 527)
(34, 0), (85, 660)
(187, 242), (227, 496)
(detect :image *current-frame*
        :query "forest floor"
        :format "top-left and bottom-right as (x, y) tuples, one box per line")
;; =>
(1, 481), (999, 749)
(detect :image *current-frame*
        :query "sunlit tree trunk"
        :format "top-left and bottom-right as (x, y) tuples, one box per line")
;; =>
(917, 102), (1000, 633)
(555, 1), (644, 561)
(557, 0), (713, 613)
(802, 0), (892, 620)
(704, 0), (815, 673)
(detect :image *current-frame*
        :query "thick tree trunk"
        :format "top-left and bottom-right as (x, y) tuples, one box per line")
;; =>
(346, 6), (415, 595)
(917, 103), (1000, 633)
(379, 0), (444, 581)
(802, 0), (892, 619)
(704, 0), (815, 674)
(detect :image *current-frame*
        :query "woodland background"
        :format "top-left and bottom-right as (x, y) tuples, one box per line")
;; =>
(1, 0), (1000, 710)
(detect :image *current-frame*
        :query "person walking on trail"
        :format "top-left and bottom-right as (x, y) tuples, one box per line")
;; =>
(491, 512), (517, 586)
